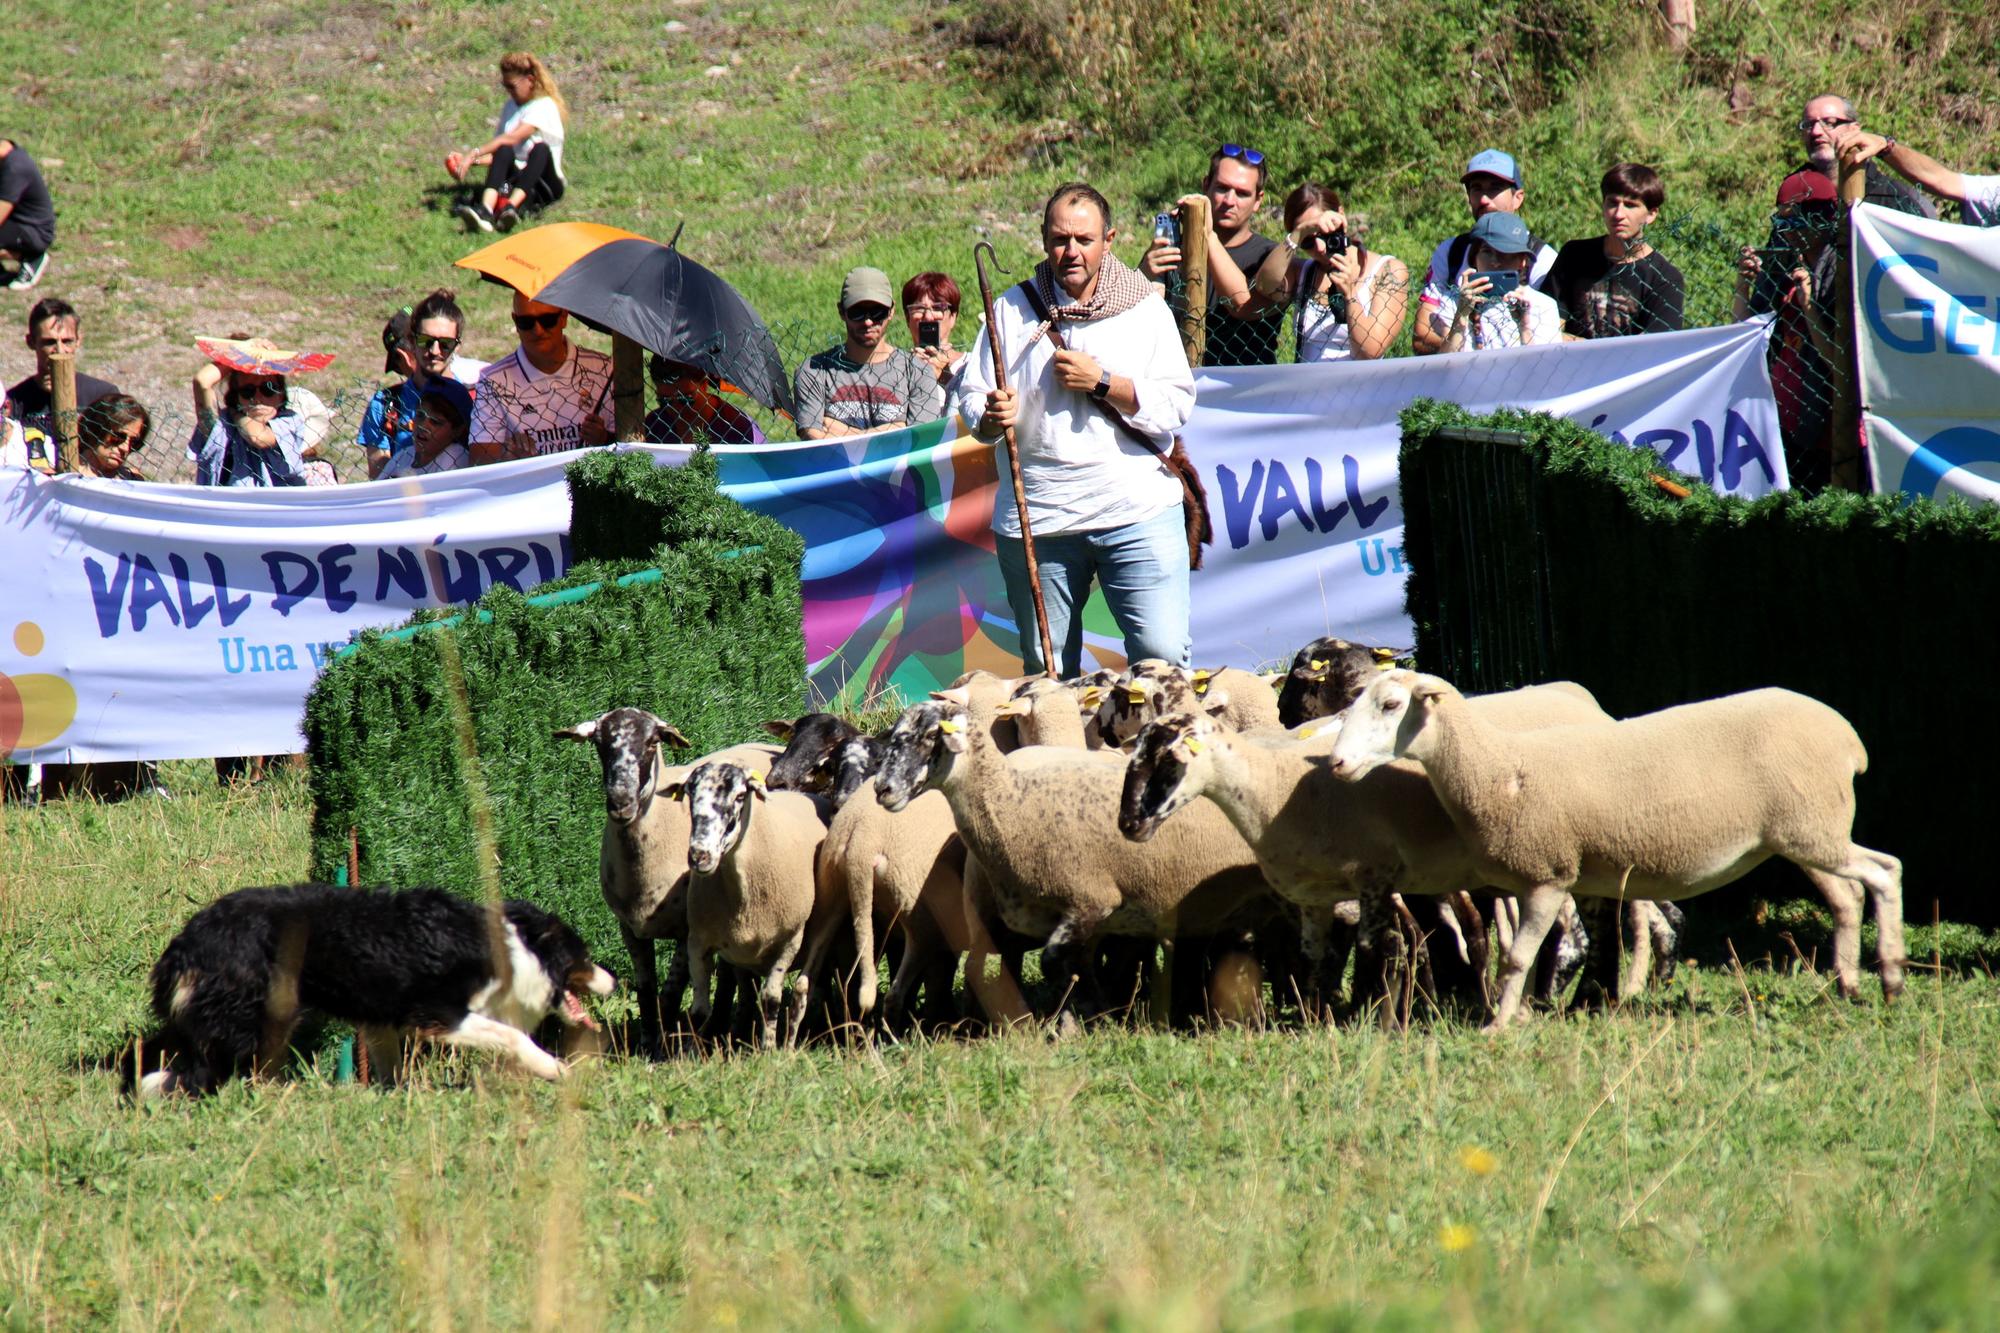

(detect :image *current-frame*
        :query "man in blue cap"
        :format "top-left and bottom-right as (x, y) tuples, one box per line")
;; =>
(1413, 149), (1557, 354)
(1437, 212), (1563, 352)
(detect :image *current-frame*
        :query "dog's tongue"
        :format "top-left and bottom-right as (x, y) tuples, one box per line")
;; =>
(564, 989), (599, 1031)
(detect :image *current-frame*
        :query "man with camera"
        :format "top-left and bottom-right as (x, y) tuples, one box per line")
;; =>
(1138, 144), (1284, 366)
(955, 183), (1197, 676)
(795, 266), (946, 438)
(1414, 150), (1558, 355)
(1733, 169), (1844, 491)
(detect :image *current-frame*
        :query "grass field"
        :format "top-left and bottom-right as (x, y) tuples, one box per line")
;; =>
(4, 764), (2000, 1328)
(8, 1), (2000, 1326)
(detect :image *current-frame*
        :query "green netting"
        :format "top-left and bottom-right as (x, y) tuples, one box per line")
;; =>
(1398, 399), (2000, 924)
(302, 450), (805, 958)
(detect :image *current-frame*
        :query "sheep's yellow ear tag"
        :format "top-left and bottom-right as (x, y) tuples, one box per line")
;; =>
(1372, 646), (1396, 661)
(1376, 660), (1394, 671)
(1081, 686), (1103, 707)
(1125, 686), (1148, 705)
(1297, 724), (1321, 741)
(1191, 670), (1211, 695)
(1309, 659), (1327, 671)
(937, 719), (961, 735)
(1184, 737), (1204, 755)
(745, 771), (764, 788)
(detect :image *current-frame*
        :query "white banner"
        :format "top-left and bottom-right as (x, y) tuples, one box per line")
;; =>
(1852, 202), (2000, 502)
(0, 322), (1777, 762)
(1186, 319), (1784, 663)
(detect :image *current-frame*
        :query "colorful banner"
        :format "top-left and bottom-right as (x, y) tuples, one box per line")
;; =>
(2, 322), (1777, 761)
(1852, 202), (2000, 502)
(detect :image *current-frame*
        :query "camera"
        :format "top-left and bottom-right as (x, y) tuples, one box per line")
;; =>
(918, 320), (941, 350)
(1153, 212), (1181, 248)
(1316, 230), (1349, 257)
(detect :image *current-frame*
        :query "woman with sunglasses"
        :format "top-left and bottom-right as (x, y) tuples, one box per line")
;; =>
(448, 52), (569, 234)
(359, 289), (486, 477)
(190, 356), (309, 488)
(72, 393), (150, 479)
(1238, 184), (1409, 362)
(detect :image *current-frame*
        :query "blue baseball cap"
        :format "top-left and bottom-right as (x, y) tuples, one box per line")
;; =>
(1462, 149), (1523, 189)
(1467, 211), (1534, 255)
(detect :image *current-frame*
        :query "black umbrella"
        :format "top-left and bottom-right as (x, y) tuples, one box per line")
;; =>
(457, 221), (793, 417)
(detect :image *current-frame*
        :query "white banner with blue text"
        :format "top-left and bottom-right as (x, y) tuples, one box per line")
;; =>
(0, 320), (1777, 762)
(1851, 202), (2000, 502)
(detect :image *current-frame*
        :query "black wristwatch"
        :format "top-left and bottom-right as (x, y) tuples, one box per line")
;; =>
(1089, 370), (1113, 400)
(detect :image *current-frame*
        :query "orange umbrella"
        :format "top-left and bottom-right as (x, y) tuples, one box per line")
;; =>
(455, 222), (792, 415)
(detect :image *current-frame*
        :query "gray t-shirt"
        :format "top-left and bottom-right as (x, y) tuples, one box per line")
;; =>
(0, 143), (55, 249)
(793, 346), (944, 435)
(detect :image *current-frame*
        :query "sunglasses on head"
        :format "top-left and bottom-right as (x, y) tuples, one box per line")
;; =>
(512, 311), (563, 331)
(1218, 143), (1265, 167)
(236, 379), (285, 399)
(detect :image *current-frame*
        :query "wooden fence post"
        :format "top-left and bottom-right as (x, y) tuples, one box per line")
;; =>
(1176, 196), (1211, 370)
(611, 333), (646, 442)
(1829, 155), (1868, 492)
(48, 351), (79, 474)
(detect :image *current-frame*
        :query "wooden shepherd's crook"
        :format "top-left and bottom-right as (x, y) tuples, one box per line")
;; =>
(974, 241), (1059, 678)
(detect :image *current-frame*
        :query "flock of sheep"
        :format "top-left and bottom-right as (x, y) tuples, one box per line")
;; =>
(556, 637), (1908, 1052)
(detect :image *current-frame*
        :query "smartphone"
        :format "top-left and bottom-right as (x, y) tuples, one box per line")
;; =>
(918, 319), (941, 350)
(1470, 269), (1521, 300)
(1153, 212), (1181, 248)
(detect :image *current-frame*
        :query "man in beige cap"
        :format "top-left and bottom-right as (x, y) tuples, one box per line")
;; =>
(794, 265), (946, 438)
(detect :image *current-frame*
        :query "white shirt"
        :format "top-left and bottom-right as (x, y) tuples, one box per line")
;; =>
(953, 284), (1192, 537)
(1295, 252), (1393, 363)
(499, 96), (565, 182)
(0, 415), (26, 469)
(1420, 232), (1557, 333)
(1962, 174), (2000, 227)
(378, 442), (469, 478)
(447, 354), (488, 386)
(1461, 283), (1564, 350)
(470, 344), (612, 454)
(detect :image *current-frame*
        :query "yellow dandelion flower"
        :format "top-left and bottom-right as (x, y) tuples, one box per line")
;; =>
(1457, 1146), (1498, 1176)
(1438, 1223), (1477, 1253)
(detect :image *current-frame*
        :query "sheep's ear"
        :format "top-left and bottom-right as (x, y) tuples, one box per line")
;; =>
(745, 772), (768, 801)
(936, 717), (968, 753)
(661, 780), (687, 802)
(1202, 690), (1232, 719)
(1412, 680), (1448, 705)
(1330, 639), (1350, 650)
(656, 723), (692, 750)
(993, 698), (1028, 719)
(552, 720), (598, 744)
(1260, 670), (1284, 691)
(1371, 646), (1397, 661)
(1080, 685), (1103, 708)
(930, 685), (971, 706)
(762, 719), (795, 741)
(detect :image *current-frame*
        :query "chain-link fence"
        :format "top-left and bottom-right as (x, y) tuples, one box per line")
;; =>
(13, 203), (1867, 493)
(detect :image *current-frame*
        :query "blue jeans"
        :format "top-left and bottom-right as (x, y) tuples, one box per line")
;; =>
(995, 505), (1191, 677)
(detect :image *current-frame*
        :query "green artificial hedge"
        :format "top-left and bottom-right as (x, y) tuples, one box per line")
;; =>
(1399, 400), (2000, 925)
(304, 450), (806, 961)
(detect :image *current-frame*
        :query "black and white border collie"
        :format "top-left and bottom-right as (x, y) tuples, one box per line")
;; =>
(125, 884), (616, 1099)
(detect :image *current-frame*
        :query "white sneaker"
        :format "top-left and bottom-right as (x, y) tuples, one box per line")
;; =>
(6, 252), (47, 290)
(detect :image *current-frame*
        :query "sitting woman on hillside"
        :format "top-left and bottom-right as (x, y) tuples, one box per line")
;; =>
(447, 52), (570, 234)
(72, 393), (150, 479)
(1236, 184), (1409, 361)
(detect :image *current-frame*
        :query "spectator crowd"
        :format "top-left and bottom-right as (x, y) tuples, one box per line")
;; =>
(5, 89), (1998, 502)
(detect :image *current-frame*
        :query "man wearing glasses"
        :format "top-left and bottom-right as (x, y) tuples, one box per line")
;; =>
(1140, 143), (1283, 366)
(793, 266), (945, 439)
(358, 290), (487, 478)
(1791, 95), (1933, 218)
(469, 291), (613, 464)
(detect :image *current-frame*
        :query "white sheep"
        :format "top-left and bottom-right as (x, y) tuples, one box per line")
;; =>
(665, 760), (833, 1050)
(554, 708), (781, 1052)
(874, 684), (1273, 1024)
(1328, 671), (1907, 1029)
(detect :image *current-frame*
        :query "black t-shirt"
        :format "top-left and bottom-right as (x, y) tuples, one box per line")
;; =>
(1202, 232), (1281, 367)
(1543, 240), (1686, 339)
(7, 371), (119, 469)
(0, 143), (56, 249)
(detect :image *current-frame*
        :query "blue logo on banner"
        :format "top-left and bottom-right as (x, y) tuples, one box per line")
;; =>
(1863, 253), (2000, 356)
(1897, 424), (2000, 500)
